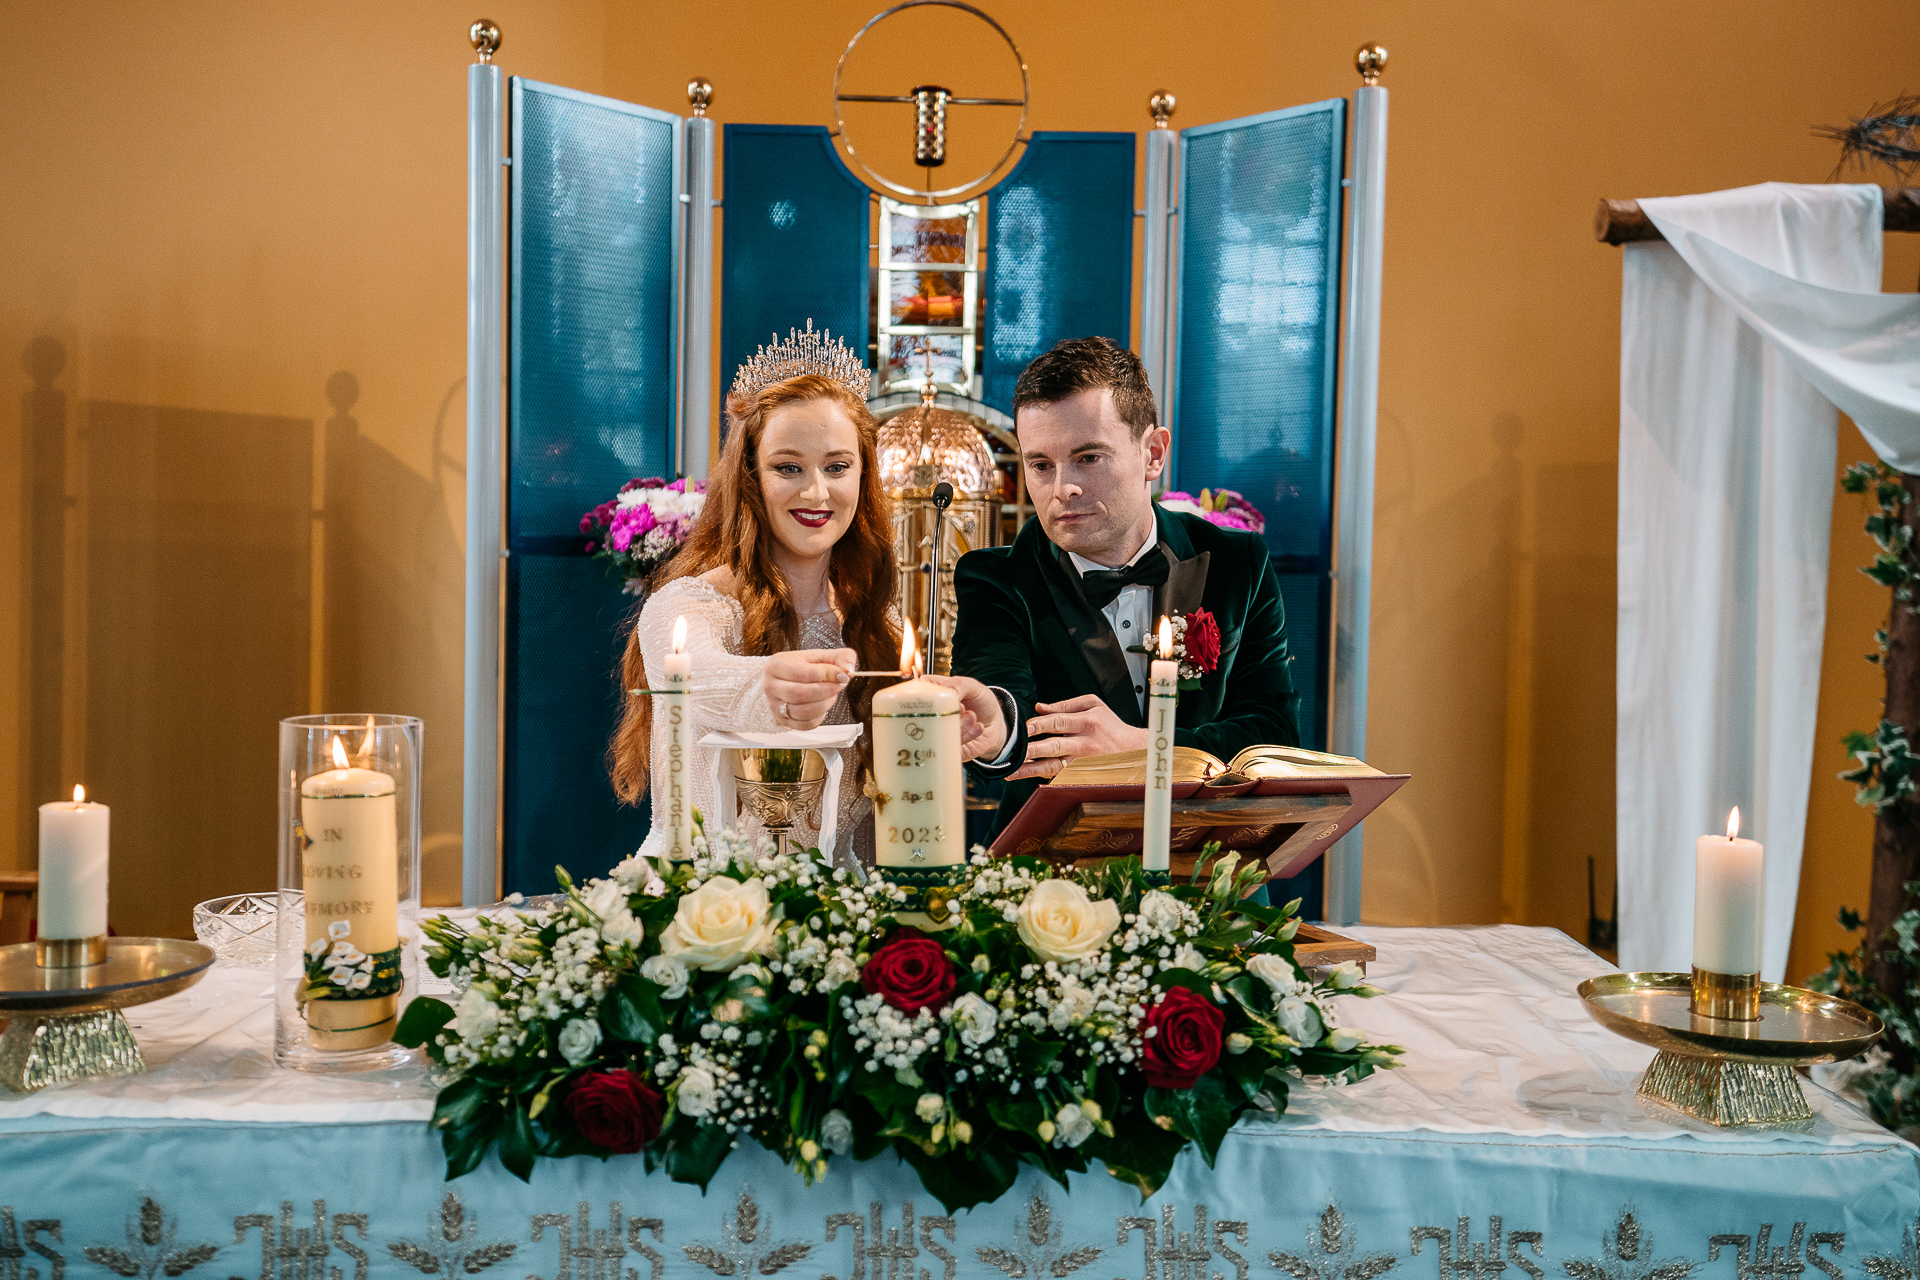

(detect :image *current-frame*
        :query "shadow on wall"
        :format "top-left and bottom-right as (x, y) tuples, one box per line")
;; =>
(322, 371), (466, 909)
(84, 394), (313, 938)
(20, 337), (66, 866)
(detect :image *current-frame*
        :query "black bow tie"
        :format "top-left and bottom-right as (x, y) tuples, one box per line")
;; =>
(1076, 551), (1169, 610)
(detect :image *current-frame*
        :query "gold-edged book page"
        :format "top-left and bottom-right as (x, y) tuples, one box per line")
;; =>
(1225, 744), (1383, 779)
(1048, 746), (1227, 788)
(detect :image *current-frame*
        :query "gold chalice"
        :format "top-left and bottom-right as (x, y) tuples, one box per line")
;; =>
(734, 748), (829, 858)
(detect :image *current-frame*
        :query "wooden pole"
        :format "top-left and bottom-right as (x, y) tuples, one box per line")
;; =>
(1595, 188), (1920, 244)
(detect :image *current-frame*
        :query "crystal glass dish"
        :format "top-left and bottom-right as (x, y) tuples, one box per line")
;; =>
(191, 893), (279, 967)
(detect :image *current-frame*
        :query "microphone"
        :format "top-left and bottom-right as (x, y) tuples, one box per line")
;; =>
(927, 483), (955, 670)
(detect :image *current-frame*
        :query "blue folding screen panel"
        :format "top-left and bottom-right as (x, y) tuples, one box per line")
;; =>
(505, 79), (681, 893)
(1173, 99), (1347, 749)
(981, 132), (1136, 414)
(721, 126), (871, 411)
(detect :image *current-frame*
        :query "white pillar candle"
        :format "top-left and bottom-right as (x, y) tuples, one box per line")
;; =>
(662, 615), (696, 861)
(1143, 617), (1178, 874)
(873, 627), (965, 870)
(1693, 806), (1764, 975)
(299, 735), (400, 1050)
(38, 785), (109, 939)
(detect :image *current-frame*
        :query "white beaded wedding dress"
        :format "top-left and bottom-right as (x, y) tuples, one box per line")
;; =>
(631, 575), (875, 868)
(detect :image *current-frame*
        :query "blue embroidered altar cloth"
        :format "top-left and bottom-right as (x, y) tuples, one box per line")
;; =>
(0, 927), (1914, 1279)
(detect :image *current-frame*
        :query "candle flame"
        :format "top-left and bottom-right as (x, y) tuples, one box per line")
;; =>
(900, 626), (920, 679)
(357, 714), (376, 758)
(331, 735), (350, 771)
(1726, 807), (1741, 841)
(671, 614), (688, 654)
(1158, 615), (1173, 659)
(73, 784), (85, 804)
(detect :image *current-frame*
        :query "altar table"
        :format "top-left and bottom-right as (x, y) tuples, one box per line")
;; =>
(1, 926), (1914, 1280)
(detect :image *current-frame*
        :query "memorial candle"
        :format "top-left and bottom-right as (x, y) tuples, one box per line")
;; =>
(1694, 806), (1764, 976)
(299, 735), (400, 1051)
(38, 784), (109, 952)
(662, 615), (695, 861)
(873, 627), (965, 877)
(1143, 617), (1178, 874)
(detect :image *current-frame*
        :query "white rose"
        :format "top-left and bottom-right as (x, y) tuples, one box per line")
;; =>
(916, 1093), (946, 1123)
(582, 880), (645, 949)
(675, 1065), (717, 1117)
(1226, 1032), (1253, 1054)
(451, 987), (501, 1042)
(1171, 944), (1207, 973)
(1326, 961), (1365, 990)
(1276, 994), (1324, 1047)
(821, 1109), (854, 1155)
(641, 953), (690, 1000)
(1138, 890), (1186, 934)
(557, 1017), (603, 1064)
(1245, 952), (1307, 996)
(1016, 880), (1121, 964)
(1327, 1026), (1365, 1052)
(951, 993), (998, 1047)
(661, 877), (776, 971)
(823, 954), (862, 991)
(1048, 984), (1096, 1031)
(1052, 1102), (1094, 1148)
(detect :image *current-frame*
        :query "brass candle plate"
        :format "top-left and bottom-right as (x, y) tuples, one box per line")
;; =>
(1577, 971), (1882, 1126)
(0, 938), (214, 1093)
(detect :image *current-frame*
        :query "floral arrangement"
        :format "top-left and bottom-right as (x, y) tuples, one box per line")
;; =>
(1127, 609), (1221, 692)
(580, 477), (706, 593)
(303, 919), (398, 999)
(396, 828), (1398, 1213)
(1159, 488), (1266, 534)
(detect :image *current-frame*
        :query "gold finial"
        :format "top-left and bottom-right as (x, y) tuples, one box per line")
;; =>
(1148, 90), (1177, 129)
(1356, 43), (1387, 86)
(470, 19), (500, 63)
(687, 78), (713, 118)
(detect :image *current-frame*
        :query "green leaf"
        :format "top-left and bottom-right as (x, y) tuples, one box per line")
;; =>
(1144, 1074), (1237, 1166)
(603, 974), (666, 1044)
(440, 1116), (497, 1180)
(1088, 1116), (1185, 1200)
(665, 1121), (733, 1190)
(431, 1075), (492, 1131)
(987, 1092), (1045, 1135)
(897, 1140), (1019, 1215)
(498, 1102), (540, 1182)
(394, 997), (455, 1048)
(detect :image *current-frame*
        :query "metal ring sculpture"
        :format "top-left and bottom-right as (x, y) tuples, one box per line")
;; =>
(832, 1), (1030, 202)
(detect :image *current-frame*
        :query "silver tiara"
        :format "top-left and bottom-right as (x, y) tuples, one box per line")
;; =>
(730, 320), (871, 401)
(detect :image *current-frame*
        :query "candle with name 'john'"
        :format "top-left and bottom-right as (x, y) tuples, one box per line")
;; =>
(662, 615), (695, 861)
(872, 627), (966, 923)
(298, 734), (402, 1050)
(1143, 616), (1179, 875)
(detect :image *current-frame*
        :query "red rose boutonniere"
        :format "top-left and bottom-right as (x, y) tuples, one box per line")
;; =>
(1127, 609), (1221, 693)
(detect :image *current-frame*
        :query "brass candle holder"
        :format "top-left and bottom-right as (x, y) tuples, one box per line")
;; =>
(1691, 967), (1760, 1020)
(35, 935), (108, 967)
(733, 748), (829, 859)
(0, 937), (214, 1093)
(1580, 972), (1881, 1126)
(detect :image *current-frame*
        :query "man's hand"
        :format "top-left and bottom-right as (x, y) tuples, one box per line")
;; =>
(764, 648), (854, 729)
(1010, 694), (1149, 781)
(922, 674), (1009, 762)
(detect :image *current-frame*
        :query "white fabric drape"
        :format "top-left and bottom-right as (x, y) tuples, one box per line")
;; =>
(1618, 183), (1887, 979)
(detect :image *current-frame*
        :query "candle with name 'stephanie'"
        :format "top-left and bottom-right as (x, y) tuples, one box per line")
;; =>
(38, 785), (109, 940)
(1143, 617), (1178, 874)
(299, 735), (400, 1051)
(662, 615), (695, 861)
(1694, 806), (1764, 976)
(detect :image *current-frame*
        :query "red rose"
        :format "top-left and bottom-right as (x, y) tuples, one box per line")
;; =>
(564, 1069), (665, 1153)
(1183, 610), (1222, 674)
(1139, 986), (1225, 1089)
(861, 928), (956, 1014)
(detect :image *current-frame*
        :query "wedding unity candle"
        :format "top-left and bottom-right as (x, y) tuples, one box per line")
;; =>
(38, 784), (109, 950)
(1694, 806), (1764, 976)
(662, 615), (695, 861)
(873, 627), (965, 879)
(299, 735), (400, 1051)
(1142, 616), (1179, 874)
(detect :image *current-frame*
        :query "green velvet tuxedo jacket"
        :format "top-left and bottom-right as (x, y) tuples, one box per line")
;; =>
(952, 505), (1302, 835)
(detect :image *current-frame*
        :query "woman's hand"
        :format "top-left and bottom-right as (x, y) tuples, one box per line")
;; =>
(922, 675), (1010, 762)
(765, 648), (855, 729)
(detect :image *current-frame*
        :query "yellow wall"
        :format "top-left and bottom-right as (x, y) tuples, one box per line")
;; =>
(3, 0), (1917, 951)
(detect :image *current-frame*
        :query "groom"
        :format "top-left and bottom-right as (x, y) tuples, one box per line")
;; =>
(944, 336), (1303, 864)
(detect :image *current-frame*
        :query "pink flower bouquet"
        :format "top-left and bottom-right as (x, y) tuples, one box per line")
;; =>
(580, 477), (706, 593)
(1157, 486), (1266, 534)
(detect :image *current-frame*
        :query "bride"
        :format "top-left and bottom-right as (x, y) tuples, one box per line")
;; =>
(610, 330), (904, 867)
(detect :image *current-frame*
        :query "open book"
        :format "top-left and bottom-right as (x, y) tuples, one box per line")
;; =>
(988, 743), (1408, 880)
